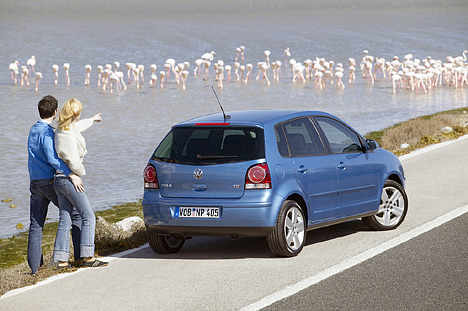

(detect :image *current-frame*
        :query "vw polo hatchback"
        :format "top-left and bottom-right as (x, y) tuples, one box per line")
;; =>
(142, 110), (408, 257)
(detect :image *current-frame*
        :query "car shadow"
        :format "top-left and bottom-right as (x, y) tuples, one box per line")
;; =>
(121, 219), (372, 261)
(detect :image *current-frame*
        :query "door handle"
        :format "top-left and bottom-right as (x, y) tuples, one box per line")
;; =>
(297, 165), (307, 173)
(337, 162), (346, 169)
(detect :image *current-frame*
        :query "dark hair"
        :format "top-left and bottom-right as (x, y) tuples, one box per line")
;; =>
(38, 95), (58, 119)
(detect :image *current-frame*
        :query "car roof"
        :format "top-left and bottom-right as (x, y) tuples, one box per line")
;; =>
(175, 110), (337, 127)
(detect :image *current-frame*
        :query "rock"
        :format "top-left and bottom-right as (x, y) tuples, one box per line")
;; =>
(400, 143), (410, 149)
(16, 223), (24, 229)
(10, 204), (17, 208)
(441, 126), (453, 133)
(2, 198), (12, 202)
(116, 216), (144, 232)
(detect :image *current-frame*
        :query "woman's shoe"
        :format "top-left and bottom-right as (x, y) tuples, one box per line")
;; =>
(82, 259), (108, 267)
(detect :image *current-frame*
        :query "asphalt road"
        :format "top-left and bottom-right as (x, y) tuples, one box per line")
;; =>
(1, 136), (468, 311)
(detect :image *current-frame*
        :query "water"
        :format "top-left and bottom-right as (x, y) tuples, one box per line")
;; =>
(1, 0), (467, 238)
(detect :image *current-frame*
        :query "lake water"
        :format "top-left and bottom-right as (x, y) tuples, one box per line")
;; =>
(1, 0), (467, 238)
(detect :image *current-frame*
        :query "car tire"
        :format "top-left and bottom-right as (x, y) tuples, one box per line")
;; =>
(362, 180), (408, 230)
(267, 200), (306, 257)
(148, 232), (185, 254)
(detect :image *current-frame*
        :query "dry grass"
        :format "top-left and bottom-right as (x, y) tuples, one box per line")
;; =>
(367, 108), (468, 155)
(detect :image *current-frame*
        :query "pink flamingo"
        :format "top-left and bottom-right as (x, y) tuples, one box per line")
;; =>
(52, 64), (59, 85)
(84, 65), (92, 86)
(27, 56), (36, 76)
(63, 63), (70, 86)
(35, 72), (42, 92)
(9, 61), (19, 85)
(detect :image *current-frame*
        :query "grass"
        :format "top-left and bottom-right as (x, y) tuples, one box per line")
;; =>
(1, 106), (468, 297)
(0, 201), (147, 297)
(365, 107), (468, 155)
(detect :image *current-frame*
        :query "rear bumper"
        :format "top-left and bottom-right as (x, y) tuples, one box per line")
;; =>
(142, 189), (283, 237)
(146, 224), (274, 238)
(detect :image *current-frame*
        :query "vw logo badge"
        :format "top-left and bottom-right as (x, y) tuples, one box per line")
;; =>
(193, 168), (203, 179)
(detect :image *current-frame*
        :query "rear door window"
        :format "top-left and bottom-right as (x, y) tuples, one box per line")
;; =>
(153, 126), (265, 165)
(278, 117), (325, 157)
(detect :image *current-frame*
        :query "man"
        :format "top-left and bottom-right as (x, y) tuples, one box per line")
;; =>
(27, 95), (84, 274)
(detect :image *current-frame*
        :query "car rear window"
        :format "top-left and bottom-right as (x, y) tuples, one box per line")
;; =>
(153, 126), (265, 165)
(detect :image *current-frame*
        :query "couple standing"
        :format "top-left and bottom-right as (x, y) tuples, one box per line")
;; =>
(27, 95), (107, 274)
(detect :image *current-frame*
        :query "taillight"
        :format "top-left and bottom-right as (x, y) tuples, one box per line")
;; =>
(144, 164), (159, 189)
(245, 163), (271, 189)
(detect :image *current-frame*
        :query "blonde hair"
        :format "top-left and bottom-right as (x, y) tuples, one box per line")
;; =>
(58, 98), (83, 130)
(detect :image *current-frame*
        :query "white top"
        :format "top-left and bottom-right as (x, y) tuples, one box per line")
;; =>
(55, 118), (94, 176)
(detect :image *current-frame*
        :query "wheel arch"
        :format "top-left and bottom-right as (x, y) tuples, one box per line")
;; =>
(386, 173), (403, 186)
(285, 193), (308, 225)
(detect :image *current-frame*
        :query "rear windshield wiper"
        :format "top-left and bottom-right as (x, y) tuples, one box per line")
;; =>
(197, 155), (238, 160)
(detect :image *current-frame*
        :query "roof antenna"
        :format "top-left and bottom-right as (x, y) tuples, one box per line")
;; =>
(212, 86), (230, 121)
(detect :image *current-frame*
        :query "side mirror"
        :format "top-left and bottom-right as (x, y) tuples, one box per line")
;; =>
(366, 139), (378, 151)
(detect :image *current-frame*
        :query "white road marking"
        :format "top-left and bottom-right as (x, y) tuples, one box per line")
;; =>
(240, 204), (468, 311)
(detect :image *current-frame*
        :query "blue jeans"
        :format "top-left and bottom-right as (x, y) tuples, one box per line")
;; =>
(28, 178), (82, 274)
(53, 175), (96, 262)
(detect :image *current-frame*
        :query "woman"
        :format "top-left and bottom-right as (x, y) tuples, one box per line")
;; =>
(53, 98), (107, 268)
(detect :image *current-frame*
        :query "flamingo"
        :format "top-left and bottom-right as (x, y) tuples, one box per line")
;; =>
(274, 61), (282, 81)
(35, 72), (42, 92)
(116, 71), (126, 90)
(113, 61), (120, 72)
(334, 68), (345, 90)
(264, 50), (271, 68)
(181, 70), (189, 90)
(150, 64), (157, 86)
(110, 72), (121, 94)
(138, 65), (145, 83)
(84, 65), (92, 86)
(52, 64), (59, 85)
(9, 61), (19, 85)
(239, 65), (245, 82)
(27, 56), (36, 75)
(194, 59), (203, 76)
(203, 61), (211, 81)
(216, 67), (224, 88)
(234, 62), (240, 81)
(225, 65), (232, 82)
(235, 47), (241, 61)
(150, 74), (158, 88)
(159, 71), (165, 89)
(260, 62), (270, 86)
(21, 66), (29, 86)
(96, 65), (103, 86)
(63, 63), (70, 86)
(284, 47), (291, 68)
(125, 63), (136, 84)
(239, 46), (245, 61)
(244, 63), (253, 84)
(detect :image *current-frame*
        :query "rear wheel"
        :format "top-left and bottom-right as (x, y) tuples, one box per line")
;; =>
(148, 232), (185, 254)
(363, 180), (408, 230)
(267, 200), (306, 257)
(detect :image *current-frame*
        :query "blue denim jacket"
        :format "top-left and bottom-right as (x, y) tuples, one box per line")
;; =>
(28, 121), (72, 179)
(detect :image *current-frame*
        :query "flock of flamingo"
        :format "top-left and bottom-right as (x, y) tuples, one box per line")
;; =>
(8, 48), (468, 95)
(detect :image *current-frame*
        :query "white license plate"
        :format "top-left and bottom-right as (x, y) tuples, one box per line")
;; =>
(174, 207), (220, 219)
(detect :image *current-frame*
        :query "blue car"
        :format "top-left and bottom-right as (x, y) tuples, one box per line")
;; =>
(142, 110), (408, 257)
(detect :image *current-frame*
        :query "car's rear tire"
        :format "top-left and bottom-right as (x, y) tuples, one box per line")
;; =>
(362, 180), (408, 230)
(148, 232), (185, 254)
(267, 200), (306, 257)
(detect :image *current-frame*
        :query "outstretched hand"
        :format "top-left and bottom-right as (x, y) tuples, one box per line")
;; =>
(69, 174), (85, 193)
(93, 113), (103, 122)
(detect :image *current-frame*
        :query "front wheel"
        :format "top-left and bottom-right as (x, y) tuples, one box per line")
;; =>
(362, 180), (408, 230)
(148, 232), (185, 254)
(267, 200), (306, 257)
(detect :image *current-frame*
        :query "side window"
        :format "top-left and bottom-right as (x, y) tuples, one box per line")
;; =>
(315, 117), (363, 154)
(275, 125), (289, 157)
(282, 117), (325, 156)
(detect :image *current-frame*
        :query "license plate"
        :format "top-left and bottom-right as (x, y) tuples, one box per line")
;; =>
(174, 207), (220, 219)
